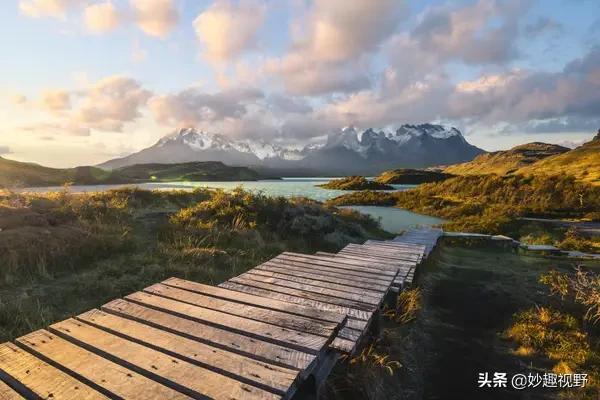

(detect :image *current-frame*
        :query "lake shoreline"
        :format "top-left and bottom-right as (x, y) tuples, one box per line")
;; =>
(16, 178), (439, 234)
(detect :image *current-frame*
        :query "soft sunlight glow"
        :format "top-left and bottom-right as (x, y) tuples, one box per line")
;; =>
(1, 0), (599, 167)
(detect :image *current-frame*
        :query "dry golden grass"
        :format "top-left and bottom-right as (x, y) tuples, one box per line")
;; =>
(0, 186), (389, 341)
(384, 287), (422, 324)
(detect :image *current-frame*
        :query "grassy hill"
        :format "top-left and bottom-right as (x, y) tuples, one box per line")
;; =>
(0, 157), (266, 188)
(116, 162), (262, 182)
(516, 133), (600, 186)
(375, 168), (453, 184)
(445, 142), (569, 176)
(0, 157), (123, 187)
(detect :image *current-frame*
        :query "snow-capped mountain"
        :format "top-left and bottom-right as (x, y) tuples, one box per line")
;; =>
(99, 124), (484, 174)
(156, 128), (305, 160)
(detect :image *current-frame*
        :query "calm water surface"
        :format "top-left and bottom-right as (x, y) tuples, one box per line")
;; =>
(26, 177), (445, 233)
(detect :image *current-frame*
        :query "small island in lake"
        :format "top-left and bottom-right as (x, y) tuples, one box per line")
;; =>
(375, 168), (453, 184)
(317, 176), (394, 190)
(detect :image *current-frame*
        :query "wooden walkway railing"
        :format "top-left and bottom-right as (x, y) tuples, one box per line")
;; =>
(0, 227), (442, 399)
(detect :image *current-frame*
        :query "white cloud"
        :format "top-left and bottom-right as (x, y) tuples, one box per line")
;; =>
(299, 0), (405, 62)
(84, 2), (121, 34)
(20, 121), (91, 136)
(42, 89), (71, 113)
(19, 76), (151, 136)
(74, 76), (152, 131)
(130, 0), (178, 38)
(0, 145), (11, 155)
(409, 0), (529, 65)
(19, 0), (81, 18)
(148, 87), (263, 127)
(265, 0), (404, 96)
(193, 0), (266, 63)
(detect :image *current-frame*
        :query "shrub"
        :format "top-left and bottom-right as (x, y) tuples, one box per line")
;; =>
(505, 307), (591, 369)
(540, 268), (600, 324)
(555, 228), (600, 253)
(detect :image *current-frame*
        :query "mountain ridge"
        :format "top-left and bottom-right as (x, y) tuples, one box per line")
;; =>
(99, 124), (485, 175)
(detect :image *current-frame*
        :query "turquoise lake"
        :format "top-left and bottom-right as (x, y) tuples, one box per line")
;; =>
(26, 177), (445, 233)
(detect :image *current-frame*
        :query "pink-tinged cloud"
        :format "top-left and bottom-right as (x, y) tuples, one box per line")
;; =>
(130, 0), (178, 38)
(194, 0), (266, 63)
(84, 2), (121, 34)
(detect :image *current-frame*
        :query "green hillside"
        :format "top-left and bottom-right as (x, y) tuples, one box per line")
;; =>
(445, 142), (569, 176)
(0, 158), (266, 188)
(0, 157), (122, 187)
(116, 162), (262, 182)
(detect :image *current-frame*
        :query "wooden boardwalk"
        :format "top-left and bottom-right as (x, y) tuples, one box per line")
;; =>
(0, 228), (442, 399)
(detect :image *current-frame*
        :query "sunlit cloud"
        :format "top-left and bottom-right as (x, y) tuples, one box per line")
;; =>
(19, 0), (80, 18)
(130, 0), (178, 38)
(42, 89), (71, 113)
(194, 0), (266, 63)
(83, 2), (121, 34)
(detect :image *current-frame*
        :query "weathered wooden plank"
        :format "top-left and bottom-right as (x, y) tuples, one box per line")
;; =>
(16, 331), (188, 400)
(247, 269), (385, 297)
(337, 327), (361, 342)
(0, 342), (102, 400)
(221, 281), (371, 321)
(239, 272), (381, 307)
(363, 240), (425, 245)
(330, 338), (355, 354)
(49, 319), (280, 400)
(368, 242), (427, 253)
(364, 240), (426, 252)
(335, 253), (417, 271)
(328, 253), (409, 267)
(77, 309), (299, 395)
(343, 244), (422, 261)
(276, 253), (398, 275)
(345, 318), (368, 331)
(280, 252), (400, 272)
(144, 283), (337, 338)
(284, 251), (415, 274)
(329, 256), (414, 273)
(363, 243), (425, 258)
(347, 242), (424, 255)
(102, 299), (315, 370)
(256, 262), (389, 292)
(339, 248), (420, 263)
(125, 291), (328, 354)
(163, 278), (345, 324)
(264, 258), (394, 284)
(0, 377), (23, 400)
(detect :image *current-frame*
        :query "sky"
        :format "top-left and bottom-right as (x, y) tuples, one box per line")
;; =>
(0, 0), (599, 167)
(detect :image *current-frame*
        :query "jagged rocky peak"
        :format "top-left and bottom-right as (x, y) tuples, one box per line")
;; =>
(393, 124), (463, 140)
(99, 123), (484, 173)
